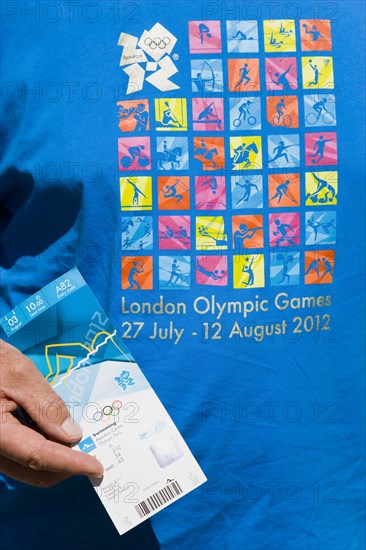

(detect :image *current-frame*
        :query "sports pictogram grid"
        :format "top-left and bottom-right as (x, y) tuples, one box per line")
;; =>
(117, 19), (337, 290)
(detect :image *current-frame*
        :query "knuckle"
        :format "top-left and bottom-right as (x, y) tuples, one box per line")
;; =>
(43, 393), (67, 421)
(48, 393), (66, 411)
(11, 356), (31, 379)
(25, 448), (47, 471)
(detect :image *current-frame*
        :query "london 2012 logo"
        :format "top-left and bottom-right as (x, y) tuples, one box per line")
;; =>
(115, 370), (135, 390)
(118, 22), (180, 95)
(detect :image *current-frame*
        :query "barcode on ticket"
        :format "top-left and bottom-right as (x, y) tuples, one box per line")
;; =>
(135, 481), (183, 518)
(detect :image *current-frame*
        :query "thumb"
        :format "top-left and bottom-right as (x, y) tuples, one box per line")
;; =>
(2, 341), (83, 443)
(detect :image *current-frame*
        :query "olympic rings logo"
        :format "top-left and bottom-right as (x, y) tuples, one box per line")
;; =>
(92, 399), (123, 422)
(144, 36), (171, 49)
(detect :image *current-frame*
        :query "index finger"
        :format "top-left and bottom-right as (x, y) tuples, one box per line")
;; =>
(1, 341), (83, 443)
(1, 413), (104, 478)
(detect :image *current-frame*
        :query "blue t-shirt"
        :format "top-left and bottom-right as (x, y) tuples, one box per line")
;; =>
(1, 1), (365, 549)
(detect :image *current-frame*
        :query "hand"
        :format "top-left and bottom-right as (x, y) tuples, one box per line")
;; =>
(0, 339), (104, 487)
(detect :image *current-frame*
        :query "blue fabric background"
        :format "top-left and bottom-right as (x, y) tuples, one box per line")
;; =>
(0, 1), (365, 549)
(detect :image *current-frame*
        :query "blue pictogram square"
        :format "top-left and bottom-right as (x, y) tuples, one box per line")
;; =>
(78, 436), (97, 453)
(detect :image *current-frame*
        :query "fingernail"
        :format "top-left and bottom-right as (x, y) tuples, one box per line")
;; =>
(61, 418), (83, 440)
(88, 467), (104, 479)
(89, 473), (104, 486)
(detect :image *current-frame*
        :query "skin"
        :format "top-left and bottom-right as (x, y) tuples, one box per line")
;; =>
(0, 339), (104, 487)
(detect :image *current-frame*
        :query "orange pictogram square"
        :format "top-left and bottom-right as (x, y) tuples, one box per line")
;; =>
(305, 250), (334, 284)
(158, 176), (190, 210)
(193, 137), (225, 171)
(228, 58), (260, 92)
(268, 173), (300, 207)
(232, 215), (264, 250)
(267, 96), (299, 129)
(300, 20), (332, 51)
(122, 256), (153, 290)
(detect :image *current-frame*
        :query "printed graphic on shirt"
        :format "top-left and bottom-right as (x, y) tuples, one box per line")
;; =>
(120, 177), (153, 211)
(226, 20), (259, 53)
(233, 254), (265, 289)
(230, 136), (262, 170)
(304, 94), (336, 127)
(263, 20), (297, 52)
(193, 137), (225, 171)
(158, 216), (191, 250)
(118, 137), (151, 171)
(302, 56), (334, 89)
(156, 137), (189, 170)
(305, 211), (336, 245)
(267, 135), (300, 168)
(300, 20), (332, 51)
(305, 171), (338, 206)
(192, 98), (224, 131)
(122, 256), (153, 290)
(270, 250), (300, 286)
(232, 215), (264, 251)
(269, 213), (300, 248)
(159, 256), (191, 289)
(304, 250), (335, 284)
(231, 175), (263, 209)
(195, 176), (226, 210)
(267, 95), (299, 129)
(189, 21), (222, 54)
(117, 19), (338, 290)
(268, 173), (300, 208)
(118, 23), (179, 94)
(196, 256), (228, 286)
(227, 58), (260, 92)
(229, 97), (261, 131)
(158, 176), (190, 210)
(305, 132), (338, 166)
(121, 216), (153, 250)
(117, 99), (150, 132)
(155, 98), (188, 131)
(265, 58), (298, 91)
(196, 216), (228, 250)
(191, 59), (223, 93)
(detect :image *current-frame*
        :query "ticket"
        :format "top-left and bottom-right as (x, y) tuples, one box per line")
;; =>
(0, 268), (206, 535)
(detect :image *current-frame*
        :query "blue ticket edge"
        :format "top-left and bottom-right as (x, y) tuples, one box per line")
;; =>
(0, 268), (86, 338)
